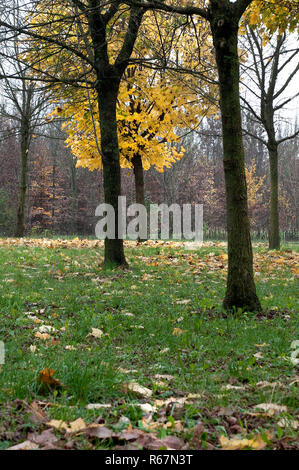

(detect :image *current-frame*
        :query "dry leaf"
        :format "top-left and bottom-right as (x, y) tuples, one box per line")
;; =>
(68, 418), (87, 433)
(222, 384), (245, 391)
(38, 325), (56, 333)
(256, 381), (282, 388)
(277, 418), (298, 430)
(122, 382), (153, 399)
(172, 328), (184, 336)
(85, 426), (113, 439)
(47, 419), (69, 431)
(37, 368), (63, 390)
(138, 403), (157, 413)
(27, 401), (48, 425)
(253, 352), (264, 359)
(27, 429), (58, 446)
(219, 432), (272, 450)
(154, 374), (175, 381)
(7, 440), (39, 450)
(255, 403), (287, 415)
(85, 403), (112, 410)
(35, 332), (51, 340)
(88, 328), (104, 339)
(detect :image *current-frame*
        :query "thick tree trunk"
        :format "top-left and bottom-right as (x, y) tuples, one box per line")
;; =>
(268, 143), (280, 249)
(15, 124), (29, 237)
(97, 80), (128, 267)
(210, 7), (261, 311)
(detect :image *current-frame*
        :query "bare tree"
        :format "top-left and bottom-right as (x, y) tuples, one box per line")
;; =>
(0, 7), (51, 236)
(241, 27), (299, 249)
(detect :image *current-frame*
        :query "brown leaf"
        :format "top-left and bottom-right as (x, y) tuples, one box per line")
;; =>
(27, 401), (48, 425)
(27, 429), (58, 446)
(118, 430), (143, 441)
(160, 436), (185, 450)
(85, 426), (113, 439)
(7, 440), (39, 450)
(37, 368), (64, 390)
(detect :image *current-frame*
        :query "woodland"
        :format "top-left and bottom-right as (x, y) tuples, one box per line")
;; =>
(0, 0), (298, 452)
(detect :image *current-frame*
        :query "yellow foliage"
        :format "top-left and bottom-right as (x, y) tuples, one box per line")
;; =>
(26, 2), (218, 173)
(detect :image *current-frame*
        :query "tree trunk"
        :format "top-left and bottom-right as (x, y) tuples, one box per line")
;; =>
(132, 153), (145, 206)
(70, 157), (78, 235)
(97, 80), (128, 267)
(210, 6), (261, 311)
(268, 143), (280, 249)
(132, 152), (147, 241)
(15, 123), (29, 237)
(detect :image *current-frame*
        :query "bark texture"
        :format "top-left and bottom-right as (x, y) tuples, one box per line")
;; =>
(15, 118), (30, 237)
(209, 1), (261, 311)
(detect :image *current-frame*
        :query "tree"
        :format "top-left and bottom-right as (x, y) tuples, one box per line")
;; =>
(0, 4), (50, 237)
(125, 0), (260, 310)
(42, 9), (217, 228)
(1, 0), (148, 266)
(240, 27), (299, 249)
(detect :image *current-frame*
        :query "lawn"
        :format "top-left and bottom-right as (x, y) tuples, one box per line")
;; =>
(0, 238), (298, 450)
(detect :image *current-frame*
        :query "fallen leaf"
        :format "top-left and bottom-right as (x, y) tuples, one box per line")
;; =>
(27, 401), (48, 425)
(37, 368), (63, 390)
(277, 418), (299, 430)
(35, 332), (51, 340)
(88, 328), (104, 339)
(85, 403), (112, 410)
(254, 403), (287, 415)
(68, 418), (87, 433)
(7, 440), (39, 450)
(138, 403), (157, 413)
(253, 352), (264, 359)
(122, 382), (153, 399)
(154, 374), (175, 381)
(172, 328), (184, 336)
(219, 432), (272, 450)
(85, 426), (113, 439)
(38, 325), (56, 333)
(27, 429), (58, 446)
(222, 384), (245, 391)
(47, 419), (69, 432)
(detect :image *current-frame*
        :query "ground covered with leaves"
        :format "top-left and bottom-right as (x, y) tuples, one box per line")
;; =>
(0, 238), (298, 450)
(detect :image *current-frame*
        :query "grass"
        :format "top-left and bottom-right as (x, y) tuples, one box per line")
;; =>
(0, 238), (298, 450)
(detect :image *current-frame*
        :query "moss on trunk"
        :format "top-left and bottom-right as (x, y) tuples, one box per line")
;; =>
(210, 3), (261, 311)
(98, 80), (128, 267)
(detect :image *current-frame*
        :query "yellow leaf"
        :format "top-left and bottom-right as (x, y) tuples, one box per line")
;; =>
(219, 432), (271, 450)
(172, 328), (184, 336)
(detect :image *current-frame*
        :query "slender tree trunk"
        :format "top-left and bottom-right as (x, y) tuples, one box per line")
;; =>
(268, 143), (280, 249)
(52, 151), (56, 229)
(132, 152), (147, 241)
(132, 153), (145, 206)
(97, 80), (128, 267)
(15, 122), (29, 237)
(210, 6), (261, 311)
(70, 158), (78, 235)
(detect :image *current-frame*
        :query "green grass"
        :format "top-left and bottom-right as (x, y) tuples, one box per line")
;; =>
(0, 240), (298, 450)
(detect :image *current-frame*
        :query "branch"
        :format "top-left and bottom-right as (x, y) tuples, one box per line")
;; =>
(277, 129), (299, 145)
(123, 1), (208, 19)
